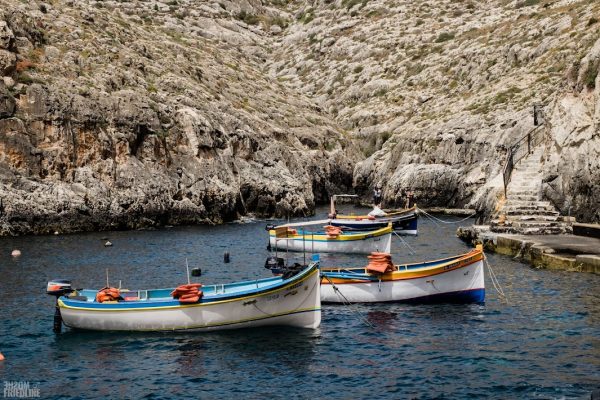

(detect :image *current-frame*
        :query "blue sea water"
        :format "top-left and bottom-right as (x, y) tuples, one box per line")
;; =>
(0, 208), (599, 399)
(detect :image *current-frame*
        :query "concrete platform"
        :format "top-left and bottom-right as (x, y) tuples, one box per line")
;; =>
(494, 234), (600, 274)
(457, 226), (600, 274)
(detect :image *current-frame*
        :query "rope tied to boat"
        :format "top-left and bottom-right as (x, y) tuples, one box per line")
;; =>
(417, 207), (478, 224)
(323, 275), (375, 329)
(393, 231), (416, 255)
(483, 254), (508, 304)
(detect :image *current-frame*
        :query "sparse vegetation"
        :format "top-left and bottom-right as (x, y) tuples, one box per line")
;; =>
(236, 10), (260, 25)
(584, 63), (599, 89)
(515, 0), (540, 8)
(435, 32), (455, 43)
(342, 0), (368, 11)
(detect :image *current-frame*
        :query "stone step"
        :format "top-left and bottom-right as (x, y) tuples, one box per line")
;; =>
(510, 174), (542, 185)
(501, 203), (556, 210)
(507, 189), (540, 194)
(512, 170), (540, 175)
(517, 164), (541, 167)
(491, 219), (569, 228)
(512, 220), (564, 228)
(503, 200), (553, 207)
(509, 186), (541, 192)
(490, 223), (571, 235)
(490, 226), (567, 235)
(507, 194), (540, 201)
(510, 180), (540, 186)
(505, 214), (559, 222)
(514, 168), (541, 173)
(510, 178), (540, 183)
(503, 209), (560, 216)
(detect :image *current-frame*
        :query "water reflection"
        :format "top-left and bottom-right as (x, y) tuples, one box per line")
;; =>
(366, 310), (397, 330)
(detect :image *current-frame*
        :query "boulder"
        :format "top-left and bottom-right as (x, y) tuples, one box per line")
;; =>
(0, 21), (14, 50)
(0, 49), (16, 75)
(0, 82), (16, 118)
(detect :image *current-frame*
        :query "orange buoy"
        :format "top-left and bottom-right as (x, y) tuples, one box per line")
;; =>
(0, 352), (5, 361)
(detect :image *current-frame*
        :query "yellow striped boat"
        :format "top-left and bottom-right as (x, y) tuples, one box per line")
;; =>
(269, 224), (392, 254)
(320, 246), (485, 304)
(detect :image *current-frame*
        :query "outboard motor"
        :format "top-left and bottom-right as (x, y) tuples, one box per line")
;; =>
(47, 280), (73, 333)
(47, 280), (73, 297)
(264, 256), (285, 275)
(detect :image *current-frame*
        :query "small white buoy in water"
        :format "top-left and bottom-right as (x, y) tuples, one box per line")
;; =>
(54, 231), (59, 235)
(104, 241), (112, 247)
(11, 249), (21, 257)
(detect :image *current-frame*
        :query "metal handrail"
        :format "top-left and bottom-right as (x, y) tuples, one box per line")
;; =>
(502, 124), (546, 197)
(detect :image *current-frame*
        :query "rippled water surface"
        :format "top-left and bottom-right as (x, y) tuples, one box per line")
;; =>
(1, 208), (599, 399)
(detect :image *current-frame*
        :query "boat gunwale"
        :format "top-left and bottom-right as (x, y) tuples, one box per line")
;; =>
(336, 205), (417, 220)
(59, 264), (319, 312)
(321, 248), (483, 283)
(268, 224), (392, 241)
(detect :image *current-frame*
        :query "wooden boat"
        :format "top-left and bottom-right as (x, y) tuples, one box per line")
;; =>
(320, 246), (485, 304)
(48, 263), (321, 332)
(268, 224), (392, 254)
(331, 205), (418, 236)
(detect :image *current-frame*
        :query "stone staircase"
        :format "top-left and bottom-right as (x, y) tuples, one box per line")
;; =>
(491, 147), (573, 235)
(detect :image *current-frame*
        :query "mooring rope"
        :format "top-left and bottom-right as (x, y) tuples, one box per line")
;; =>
(483, 254), (508, 304)
(417, 207), (478, 224)
(323, 275), (375, 329)
(393, 231), (416, 255)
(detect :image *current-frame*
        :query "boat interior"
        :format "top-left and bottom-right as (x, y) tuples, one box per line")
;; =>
(321, 249), (479, 276)
(66, 268), (312, 303)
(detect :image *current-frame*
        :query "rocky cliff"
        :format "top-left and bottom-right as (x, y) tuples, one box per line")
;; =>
(0, 0), (357, 235)
(1, 0), (599, 236)
(268, 0), (600, 222)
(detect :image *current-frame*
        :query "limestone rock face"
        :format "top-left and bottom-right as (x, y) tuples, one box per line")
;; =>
(541, 39), (600, 223)
(266, 0), (600, 222)
(1, 0), (599, 236)
(0, 1), (357, 235)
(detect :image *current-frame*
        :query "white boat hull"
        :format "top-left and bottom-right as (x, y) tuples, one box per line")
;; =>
(321, 259), (484, 303)
(59, 269), (321, 332)
(269, 233), (391, 254)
